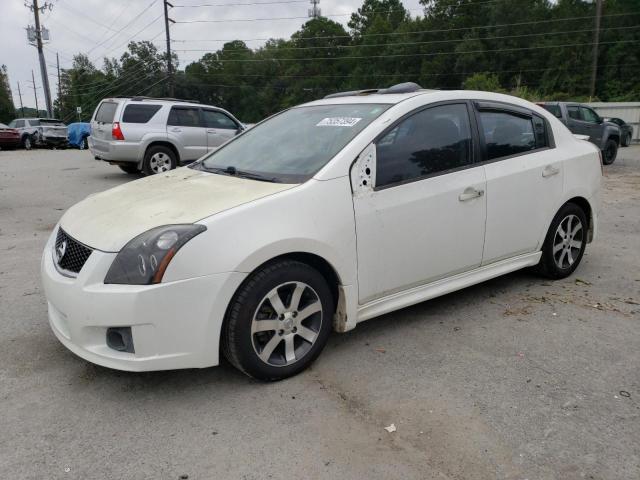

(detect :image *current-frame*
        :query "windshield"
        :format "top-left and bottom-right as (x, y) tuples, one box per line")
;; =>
(197, 103), (390, 183)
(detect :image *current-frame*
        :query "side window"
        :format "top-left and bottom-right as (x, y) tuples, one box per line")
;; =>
(202, 110), (238, 130)
(567, 106), (581, 120)
(167, 107), (202, 127)
(479, 111), (536, 160)
(376, 103), (473, 188)
(580, 107), (599, 123)
(15, 120), (25, 128)
(532, 116), (548, 149)
(122, 104), (161, 123)
(29, 120), (41, 127)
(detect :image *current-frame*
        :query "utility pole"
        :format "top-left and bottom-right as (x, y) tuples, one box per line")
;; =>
(163, 0), (175, 97)
(589, 0), (603, 99)
(26, 0), (54, 117)
(56, 52), (62, 117)
(31, 69), (39, 113)
(309, 0), (321, 18)
(17, 82), (25, 117)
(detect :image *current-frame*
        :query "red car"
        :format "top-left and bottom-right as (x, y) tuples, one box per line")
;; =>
(0, 123), (20, 149)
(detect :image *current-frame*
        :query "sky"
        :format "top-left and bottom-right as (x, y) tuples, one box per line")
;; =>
(1, 0), (425, 111)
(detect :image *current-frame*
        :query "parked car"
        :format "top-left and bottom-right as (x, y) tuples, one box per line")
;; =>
(67, 122), (91, 149)
(0, 122), (20, 149)
(42, 84), (602, 380)
(604, 117), (634, 147)
(537, 102), (620, 164)
(88, 96), (245, 175)
(7, 118), (68, 149)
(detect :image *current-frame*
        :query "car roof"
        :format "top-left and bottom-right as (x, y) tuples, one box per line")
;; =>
(101, 97), (231, 112)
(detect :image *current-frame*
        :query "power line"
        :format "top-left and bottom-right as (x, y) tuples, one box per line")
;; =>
(172, 25), (640, 53)
(171, 39), (640, 63)
(171, 11), (640, 42)
(173, 0), (308, 6)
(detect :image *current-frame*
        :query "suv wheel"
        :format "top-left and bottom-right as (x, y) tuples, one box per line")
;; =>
(143, 145), (177, 175)
(222, 260), (334, 381)
(602, 138), (617, 165)
(22, 135), (32, 150)
(536, 203), (587, 279)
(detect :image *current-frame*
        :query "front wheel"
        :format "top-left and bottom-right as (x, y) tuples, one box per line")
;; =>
(222, 260), (334, 381)
(143, 145), (177, 175)
(22, 135), (32, 150)
(536, 203), (588, 279)
(602, 139), (618, 165)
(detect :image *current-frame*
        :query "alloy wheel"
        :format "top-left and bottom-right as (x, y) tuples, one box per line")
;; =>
(552, 214), (584, 269)
(251, 281), (323, 367)
(149, 152), (172, 173)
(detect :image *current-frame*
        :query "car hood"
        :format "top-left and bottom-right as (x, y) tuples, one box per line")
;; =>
(60, 167), (296, 252)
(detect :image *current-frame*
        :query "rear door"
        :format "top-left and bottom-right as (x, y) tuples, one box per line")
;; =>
(166, 106), (207, 161)
(90, 100), (121, 153)
(477, 103), (564, 264)
(201, 109), (240, 151)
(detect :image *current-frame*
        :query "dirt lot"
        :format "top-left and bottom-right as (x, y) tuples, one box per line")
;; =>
(0, 147), (639, 480)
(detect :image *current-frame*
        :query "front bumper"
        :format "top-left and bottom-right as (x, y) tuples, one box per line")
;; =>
(41, 229), (246, 371)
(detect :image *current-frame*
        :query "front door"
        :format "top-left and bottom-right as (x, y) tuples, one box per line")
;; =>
(201, 109), (239, 151)
(352, 103), (487, 303)
(166, 106), (208, 161)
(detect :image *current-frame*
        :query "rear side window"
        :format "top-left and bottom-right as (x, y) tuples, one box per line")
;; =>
(122, 104), (162, 123)
(376, 103), (473, 187)
(29, 120), (40, 126)
(95, 102), (118, 123)
(202, 109), (237, 129)
(567, 106), (581, 120)
(532, 116), (548, 149)
(479, 111), (536, 160)
(540, 104), (562, 118)
(167, 107), (202, 127)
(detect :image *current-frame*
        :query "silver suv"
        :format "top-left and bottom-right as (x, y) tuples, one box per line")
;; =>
(8, 118), (68, 149)
(89, 97), (245, 174)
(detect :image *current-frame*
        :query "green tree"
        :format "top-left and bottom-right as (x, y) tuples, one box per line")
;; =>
(0, 65), (15, 123)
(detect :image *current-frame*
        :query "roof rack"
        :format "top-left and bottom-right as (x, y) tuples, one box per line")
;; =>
(324, 82), (422, 99)
(112, 96), (201, 103)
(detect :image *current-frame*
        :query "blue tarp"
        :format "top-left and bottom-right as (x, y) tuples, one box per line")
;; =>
(67, 122), (91, 148)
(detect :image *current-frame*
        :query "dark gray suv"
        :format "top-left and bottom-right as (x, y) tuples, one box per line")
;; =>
(538, 102), (621, 164)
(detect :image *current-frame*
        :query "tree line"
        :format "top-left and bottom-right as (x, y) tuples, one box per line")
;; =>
(2, 0), (639, 124)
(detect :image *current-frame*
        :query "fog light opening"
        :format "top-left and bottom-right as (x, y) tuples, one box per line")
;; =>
(106, 327), (135, 353)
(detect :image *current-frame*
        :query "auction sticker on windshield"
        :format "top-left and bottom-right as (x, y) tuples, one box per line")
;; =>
(316, 117), (362, 127)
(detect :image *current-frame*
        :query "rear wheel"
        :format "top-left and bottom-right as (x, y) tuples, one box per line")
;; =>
(22, 135), (32, 150)
(222, 260), (334, 381)
(143, 145), (177, 175)
(536, 203), (588, 279)
(602, 138), (617, 165)
(118, 165), (140, 174)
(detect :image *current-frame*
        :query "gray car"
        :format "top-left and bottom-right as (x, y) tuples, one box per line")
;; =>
(8, 118), (68, 149)
(89, 97), (245, 175)
(537, 102), (621, 164)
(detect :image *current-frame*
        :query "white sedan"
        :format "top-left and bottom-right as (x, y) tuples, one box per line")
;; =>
(42, 84), (602, 380)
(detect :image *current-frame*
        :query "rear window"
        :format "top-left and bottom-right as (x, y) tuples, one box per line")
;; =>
(540, 104), (562, 118)
(122, 104), (162, 123)
(95, 101), (118, 123)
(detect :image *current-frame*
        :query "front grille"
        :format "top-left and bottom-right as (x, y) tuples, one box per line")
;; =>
(54, 228), (93, 275)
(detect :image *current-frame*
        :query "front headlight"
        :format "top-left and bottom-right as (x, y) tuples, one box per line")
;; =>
(104, 224), (206, 285)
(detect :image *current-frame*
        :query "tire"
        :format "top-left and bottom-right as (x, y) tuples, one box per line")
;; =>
(119, 165), (140, 174)
(602, 138), (617, 165)
(622, 133), (631, 148)
(222, 260), (334, 381)
(142, 145), (177, 175)
(80, 137), (89, 150)
(536, 203), (588, 279)
(22, 135), (32, 150)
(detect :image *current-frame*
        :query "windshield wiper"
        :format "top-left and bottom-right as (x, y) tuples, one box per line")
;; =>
(200, 164), (278, 183)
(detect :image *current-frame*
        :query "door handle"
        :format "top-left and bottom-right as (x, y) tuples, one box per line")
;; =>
(458, 187), (484, 202)
(542, 165), (560, 178)
(170, 127), (182, 133)
(206, 129), (217, 133)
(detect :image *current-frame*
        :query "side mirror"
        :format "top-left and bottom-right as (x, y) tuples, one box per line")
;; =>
(235, 125), (245, 135)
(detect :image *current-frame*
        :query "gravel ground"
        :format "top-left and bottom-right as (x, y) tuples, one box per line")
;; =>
(0, 147), (639, 480)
